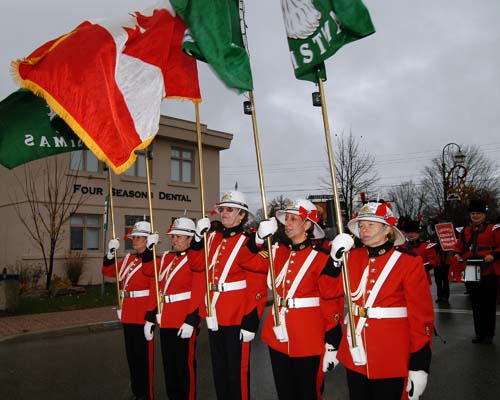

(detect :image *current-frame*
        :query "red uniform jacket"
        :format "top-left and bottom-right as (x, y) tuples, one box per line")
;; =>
(102, 250), (156, 324)
(242, 267), (268, 324)
(189, 225), (256, 326)
(337, 243), (434, 379)
(454, 223), (500, 276)
(152, 250), (205, 329)
(240, 238), (344, 357)
(400, 240), (440, 284)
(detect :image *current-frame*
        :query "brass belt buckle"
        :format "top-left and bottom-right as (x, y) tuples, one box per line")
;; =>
(210, 283), (218, 292)
(279, 298), (288, 308)
(358, 306), (368, 318)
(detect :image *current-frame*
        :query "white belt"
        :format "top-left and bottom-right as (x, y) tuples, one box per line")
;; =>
(162, 291), (191, 303)
(278, 296), (320, 309)
(210, 280), (246, 292)
(121, 289), (150, 299)
(353, 305), (408, 319)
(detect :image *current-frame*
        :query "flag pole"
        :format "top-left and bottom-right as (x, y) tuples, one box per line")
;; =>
(106, 168), (122, 311)
(144, 148), (162, 315)
(194, 102), (213, 317)
(101, 166), (110, 299)
(246, 91), (280, 326)
(316, 76), (357, 347)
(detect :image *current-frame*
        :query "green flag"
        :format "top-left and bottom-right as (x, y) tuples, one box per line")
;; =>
(0, 89), (85, 169)
(170, 0), (253, 92)
(282, 0), (375, 82)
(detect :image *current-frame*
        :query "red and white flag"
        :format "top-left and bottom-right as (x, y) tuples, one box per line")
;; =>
(12, 0), (201, 174)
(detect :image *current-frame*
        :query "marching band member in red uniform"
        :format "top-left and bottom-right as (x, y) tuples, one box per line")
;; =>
(454, 199), (500, 344)
(332, 201), (434, 400)
(102, 220), (157, 400)
(242, 199), (344, 400)
(189, 190), (265, 400)
(146, 217), (204, 400)
(399, 220), (440, 287)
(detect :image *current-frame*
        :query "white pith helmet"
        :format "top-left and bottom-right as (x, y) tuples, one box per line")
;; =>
(127, 220), (150, 238)
(167, 217), (195, 237)
(275, 198), (325, 239)
(347, 201), (405, 245)
(215, 190), (254, 217)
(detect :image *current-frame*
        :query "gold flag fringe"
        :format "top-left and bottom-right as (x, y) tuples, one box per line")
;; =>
(10, 74), (154, 175)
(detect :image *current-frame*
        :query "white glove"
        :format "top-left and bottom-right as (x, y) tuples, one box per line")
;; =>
(256, 217), (278, 245)
(106, 238), (120, 259)
(406, 370), (428, 400)
(147, 232), (159, 249)
(177, 323), (194, 339)
(330, 233), (354, 261)
(322, 343), (339, 372)
(144, 321), (155, 341)
(195, 217), (211, 241)
(240, 329), (255, 342)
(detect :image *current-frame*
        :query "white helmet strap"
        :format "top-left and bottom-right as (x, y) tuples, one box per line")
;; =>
(360, 224), (388, 244)
(132, 236), (147, 251)
(225, 208), (243, 226)
(286, 218), (307, 238)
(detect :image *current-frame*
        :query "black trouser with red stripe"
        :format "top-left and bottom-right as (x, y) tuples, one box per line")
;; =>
(268, 347), (323, 400)
(160, 328), (198, 400)
(345, 368), (405, 400)
(469, 274), (499, 338)
(123, 323), (152, 400)
(208, 325), (250, 400)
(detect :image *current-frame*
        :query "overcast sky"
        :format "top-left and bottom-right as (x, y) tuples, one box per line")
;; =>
(1, 0), (499, 212)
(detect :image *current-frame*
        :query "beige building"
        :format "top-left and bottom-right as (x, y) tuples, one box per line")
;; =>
(0, 115), (232, 285)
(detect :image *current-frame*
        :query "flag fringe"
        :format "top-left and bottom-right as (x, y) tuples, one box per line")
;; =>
(9, 60), (23, 87)
(12, 77), (153, 175)
(165, 95), (202, 103)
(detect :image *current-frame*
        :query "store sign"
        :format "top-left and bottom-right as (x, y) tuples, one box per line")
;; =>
(435, 222), (457, 251)
(73, 184), (191, 202)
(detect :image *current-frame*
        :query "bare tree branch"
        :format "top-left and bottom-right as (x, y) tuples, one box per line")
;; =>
(388, 181), (426, 220)
(321, 131), (379, 220)
(11, 156), (89, 291)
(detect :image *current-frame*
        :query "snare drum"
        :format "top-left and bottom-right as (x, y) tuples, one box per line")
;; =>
(463, 259), (484, 282)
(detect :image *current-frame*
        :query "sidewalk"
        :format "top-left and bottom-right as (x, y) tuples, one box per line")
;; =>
(0, 306), (120, 343)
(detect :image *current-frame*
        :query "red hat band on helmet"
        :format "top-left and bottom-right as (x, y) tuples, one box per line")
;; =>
(347, 202), (405, 246)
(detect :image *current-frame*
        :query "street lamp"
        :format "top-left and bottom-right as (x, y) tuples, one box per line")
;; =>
(441, 143), (467, 219)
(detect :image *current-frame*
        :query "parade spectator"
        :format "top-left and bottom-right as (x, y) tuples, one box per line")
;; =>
(242, 198), (344, 400)
(333, 201), (434, 400)
(102, 220), (157, 400)
(188, 190), (266, 400)
(454, 199), (500, 344)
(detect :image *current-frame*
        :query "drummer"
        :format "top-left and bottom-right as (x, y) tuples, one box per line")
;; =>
(454, 199), (500, 344)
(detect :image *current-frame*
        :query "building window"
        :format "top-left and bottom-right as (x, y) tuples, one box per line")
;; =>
(70, 150), (100, 173)
(124, 150), (147, 178)
(171, 148), (193, 183)
(70, 214), (101, 250)
(124, 215), (150, 250)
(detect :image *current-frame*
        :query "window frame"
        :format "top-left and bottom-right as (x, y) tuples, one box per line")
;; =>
(170, 147), (194, 184)
(70, 213), (102, 251)
(70, 150), (102, 173)
(124, 150), (147, 178)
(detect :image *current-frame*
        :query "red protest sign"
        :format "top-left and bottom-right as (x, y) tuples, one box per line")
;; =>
(435, 223), (457, 251)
